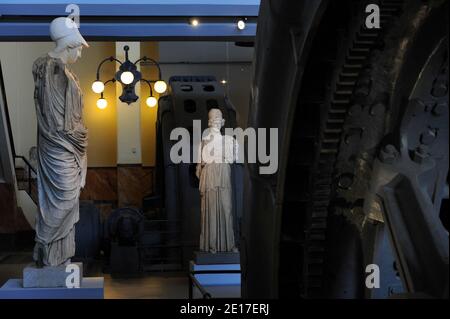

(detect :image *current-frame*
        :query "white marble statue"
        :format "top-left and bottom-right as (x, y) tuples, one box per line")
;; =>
(32, 17), (89, 267)
(196, 108), (238, 253)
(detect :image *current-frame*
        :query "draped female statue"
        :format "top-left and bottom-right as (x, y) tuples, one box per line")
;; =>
(196, 108), (238, 253)
(32, 17), (89, 266)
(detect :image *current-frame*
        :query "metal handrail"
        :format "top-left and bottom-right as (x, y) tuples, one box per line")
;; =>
(14, 155), (37, 203)
(15, 155), (36, 174)
(189, 273), (212, 299)
(188, 268), (241, 299)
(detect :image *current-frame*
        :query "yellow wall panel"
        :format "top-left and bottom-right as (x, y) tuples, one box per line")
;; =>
(140, 42), (159, 167)
(71, 42), (117, 167)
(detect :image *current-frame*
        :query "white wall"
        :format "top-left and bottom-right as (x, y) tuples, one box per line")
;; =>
(0, 42), (54, 159)
(116, 42), (142, 164)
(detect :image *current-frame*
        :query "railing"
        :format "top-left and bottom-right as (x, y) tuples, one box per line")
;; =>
(188, 268), (242, 299)
(14, 155), (37, 203)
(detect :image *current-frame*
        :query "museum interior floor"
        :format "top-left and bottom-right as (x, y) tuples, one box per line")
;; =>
(0, 251), (189, 298)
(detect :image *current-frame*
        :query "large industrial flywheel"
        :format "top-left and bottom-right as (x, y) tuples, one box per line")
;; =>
(242, 0), (448, 299)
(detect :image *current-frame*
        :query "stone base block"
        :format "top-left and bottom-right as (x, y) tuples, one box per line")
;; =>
(0, 278), (103, 299)
(23, 262), (83, 288)
(194, 251), (240, 265)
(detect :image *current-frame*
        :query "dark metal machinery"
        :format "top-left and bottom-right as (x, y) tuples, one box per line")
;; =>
(106, 207), (144, 276)
(242, 0), (448, 298)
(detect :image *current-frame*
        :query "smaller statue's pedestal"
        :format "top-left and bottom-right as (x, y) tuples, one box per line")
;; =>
(194, 251), (240, 264)
(190, 251), (240, 298)
(0, 263), (104, 299)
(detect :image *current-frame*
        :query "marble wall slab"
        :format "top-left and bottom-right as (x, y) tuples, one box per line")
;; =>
(0, 166), (155, 232)
(117, 165), (154, 208)
(80, 168), (117, 202)
(80, 166), (154, 221)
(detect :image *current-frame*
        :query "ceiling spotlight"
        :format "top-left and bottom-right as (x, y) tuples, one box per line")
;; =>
(237, 19), (246, 30)
(190, 18), (199, 27)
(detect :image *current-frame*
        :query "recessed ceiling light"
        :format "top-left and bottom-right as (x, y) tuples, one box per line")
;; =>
(190, 18), (199, 27)
(237, 19), (246, 30)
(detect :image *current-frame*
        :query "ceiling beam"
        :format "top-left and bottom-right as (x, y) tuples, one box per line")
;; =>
(0, 3), (258, 40)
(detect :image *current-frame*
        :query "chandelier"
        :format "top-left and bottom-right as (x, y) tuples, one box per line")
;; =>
(91, 45), (167, 109)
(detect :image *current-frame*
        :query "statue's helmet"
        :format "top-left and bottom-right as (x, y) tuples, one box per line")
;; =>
(49, 17), (89, 52)
(208, 108), (225, 129)
(208, 108), (223, 119)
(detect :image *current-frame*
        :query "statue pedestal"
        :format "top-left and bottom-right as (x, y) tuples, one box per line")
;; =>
(0, 262), (104, 299)
(194, 251), (240, 265)
(0, 278), (104, 299)
(190, 251), (241, 298)
(23, 262), (83, 288)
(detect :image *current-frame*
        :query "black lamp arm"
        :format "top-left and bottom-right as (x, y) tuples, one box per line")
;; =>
(96, 56), (123, 80)
(104, 78), (116, 86)
(134, 56), (162, 79)
(96, 79), (116, 99)
(140, 79), (154, 96)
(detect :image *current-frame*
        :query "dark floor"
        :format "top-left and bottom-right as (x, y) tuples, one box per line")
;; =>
(0, 251), (189, 299)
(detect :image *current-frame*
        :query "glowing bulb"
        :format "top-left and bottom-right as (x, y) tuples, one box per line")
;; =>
(120, 71), (134, 85)
(96, 98), (107, 109)
(237, 20), (246, 30)
(190, 18), (199, 27)
(220, 79), (227, 84)
(146, 96), (157, 108)
(154, 80), (167, 94)
(91, 81), (104, 94)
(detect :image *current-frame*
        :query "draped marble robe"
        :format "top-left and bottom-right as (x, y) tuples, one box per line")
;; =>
(32, 55), (88, 266)
(197, 131), (238, 253)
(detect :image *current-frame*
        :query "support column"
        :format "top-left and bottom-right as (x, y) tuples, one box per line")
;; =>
(116, 42), (142, 165)
(115, 42), (151, 208)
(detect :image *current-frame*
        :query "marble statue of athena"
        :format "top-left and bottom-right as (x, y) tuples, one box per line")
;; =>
(196, 108), (238, 253)
(32, 17), (89, 266)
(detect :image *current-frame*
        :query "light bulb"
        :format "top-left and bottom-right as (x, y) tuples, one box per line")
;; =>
(154, 80), (167, 94)
(190, 18), (199, 27)
(146, 96), (157, 108)
(97, 98), (107, 109)
(237, 20), (246, 30)
(91, 81), (104, 93)
(120, 71), (134, 85)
